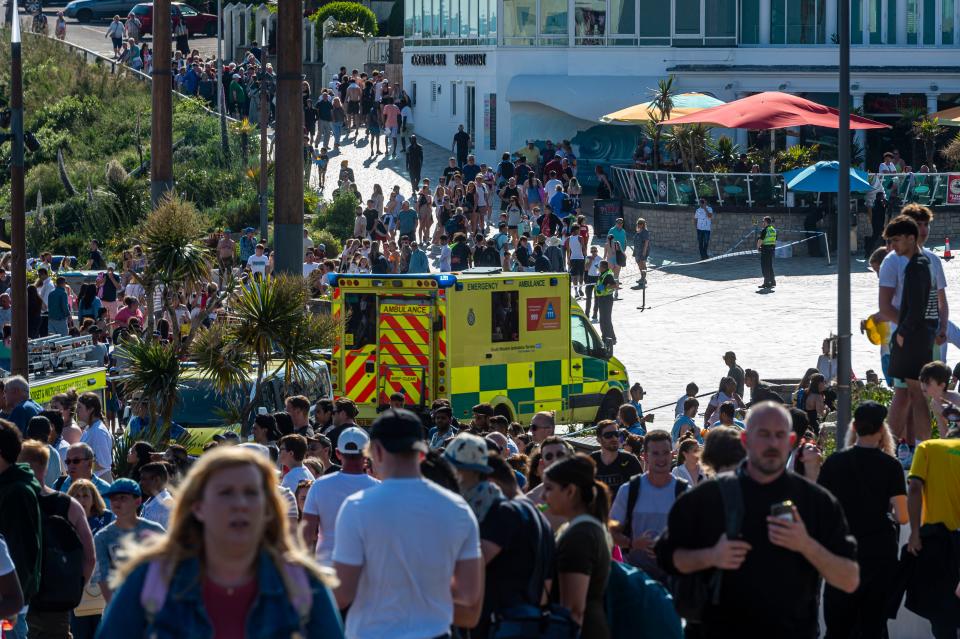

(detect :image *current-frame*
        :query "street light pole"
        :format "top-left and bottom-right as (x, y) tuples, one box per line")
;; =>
(836, 0), (852, 446)
(9, 0), (26, 376)
(217, 0), (228, 160)
(259, 23), (268, 241)
(272, 1), (303, 275)
(150, 0), (173, 207)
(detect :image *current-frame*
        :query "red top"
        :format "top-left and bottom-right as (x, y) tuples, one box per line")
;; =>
(662, 92), (889, 131)
(202, 576), (258, 638)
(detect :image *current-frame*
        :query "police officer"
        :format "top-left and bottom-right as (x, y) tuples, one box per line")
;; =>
(757, 215), (777, 290)
(595, 259), (619, 349)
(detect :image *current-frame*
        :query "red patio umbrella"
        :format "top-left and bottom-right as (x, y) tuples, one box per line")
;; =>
(659, 91), (888, 130)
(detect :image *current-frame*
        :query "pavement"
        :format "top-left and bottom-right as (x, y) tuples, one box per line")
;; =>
(43, 9), (221, 60)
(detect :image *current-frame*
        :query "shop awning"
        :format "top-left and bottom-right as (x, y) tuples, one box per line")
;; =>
(506, 75), (662, 123)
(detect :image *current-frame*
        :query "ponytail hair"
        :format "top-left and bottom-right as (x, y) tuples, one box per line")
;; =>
(545, 453), (610, 525)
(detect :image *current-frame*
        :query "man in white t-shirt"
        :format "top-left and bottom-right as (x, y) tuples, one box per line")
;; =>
(566, 225), (586, 298)
(694, 198), (713, 260)
(332, 408), (483, 638)
(302, 250), (320, 278)
(877, 204), (948, 451)
(246, 243), (269, 276)
(302, 426), (379, 565)
(278, 434), (315, 494)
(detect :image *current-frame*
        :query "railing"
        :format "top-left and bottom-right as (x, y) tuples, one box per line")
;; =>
(611, 166), (959, 208)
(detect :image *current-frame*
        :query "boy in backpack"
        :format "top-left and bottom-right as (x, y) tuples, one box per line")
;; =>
(609, 431), (685, 581)
(18, 440), (95, 636)
(94, 479), (165, 604)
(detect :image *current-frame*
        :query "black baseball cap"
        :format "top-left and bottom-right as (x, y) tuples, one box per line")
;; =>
(370, 408), (427, 454)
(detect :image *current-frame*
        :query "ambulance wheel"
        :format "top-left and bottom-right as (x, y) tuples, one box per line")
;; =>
(493, 404), (513, 422)
(595, 390), (623, 423)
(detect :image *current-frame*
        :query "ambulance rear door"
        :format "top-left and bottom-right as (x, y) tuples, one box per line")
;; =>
(377, 297), (435, 410)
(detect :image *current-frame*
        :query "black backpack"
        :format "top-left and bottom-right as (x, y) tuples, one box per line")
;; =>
(31, 492), (85, 612)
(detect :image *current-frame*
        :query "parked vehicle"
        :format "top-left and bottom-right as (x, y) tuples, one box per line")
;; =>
(64, 0), (140, 23)
(131, 2), (218, 36)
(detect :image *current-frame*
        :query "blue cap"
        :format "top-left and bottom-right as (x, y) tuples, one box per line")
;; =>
(103, 478), (141, 498)
(243, 227), (255, 233)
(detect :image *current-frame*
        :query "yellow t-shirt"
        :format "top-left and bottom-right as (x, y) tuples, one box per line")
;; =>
(908, 437), (960, 530)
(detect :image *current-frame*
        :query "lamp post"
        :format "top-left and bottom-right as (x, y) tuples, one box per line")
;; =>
(259, 22), (269, 241)
(836, 0), (851, 446)
(150, 0), (173, 207)
(217, 0), (228, 160)
(272, 0), (303, 274)
(9, 0), (26, 376)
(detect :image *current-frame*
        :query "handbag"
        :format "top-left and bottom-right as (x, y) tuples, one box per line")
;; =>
(73, 580), (106, 617)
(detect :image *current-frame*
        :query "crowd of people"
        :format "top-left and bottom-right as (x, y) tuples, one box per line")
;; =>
(0, 319), (956, 639)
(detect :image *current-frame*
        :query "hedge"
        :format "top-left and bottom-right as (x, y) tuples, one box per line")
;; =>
(311, 2), (378, 37)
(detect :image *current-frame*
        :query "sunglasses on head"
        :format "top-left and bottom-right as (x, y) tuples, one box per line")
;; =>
(543, 450), (567, 463)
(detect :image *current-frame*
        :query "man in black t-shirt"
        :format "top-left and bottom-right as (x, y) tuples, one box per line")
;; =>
(362, 200), (379, 236)
(452, 125), (470, 167)
(442, 157), (460, 182)
(323, 398), (360, 451)
(589, 419), (642, 493)
(655, 403), (859, 638)
(480, 454), (554, 639)
(86, 239), (104, 270)
(818, 401), (906, 638)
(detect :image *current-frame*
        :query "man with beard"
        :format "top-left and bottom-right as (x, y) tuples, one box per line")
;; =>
(655, 402), (859, 639)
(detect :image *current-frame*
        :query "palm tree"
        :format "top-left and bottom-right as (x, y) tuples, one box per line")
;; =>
(138, 195), (220, 344)
(712, 136), (742, 171)
(943, 132), (960, 170)
(912, 116), (942, 168)
(190, 274), (337, 434)
(649, 76), (676, 170)
(114, 337), (182, 440)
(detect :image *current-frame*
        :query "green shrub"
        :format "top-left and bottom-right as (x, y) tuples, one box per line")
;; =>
(219, 195), (260, 232)
(313, 190), (358, 240)
(25, 163), (66, 206)
(311, 2), (378, 37)
(309, 228), (342, 257)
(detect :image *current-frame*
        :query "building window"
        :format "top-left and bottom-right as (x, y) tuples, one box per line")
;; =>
(638, 0), (670, 43)
(674, 0), (701, 36)
(449, 0), (460, 40)
(575, 0), (607, 44)
(451, 82), (457, 115)
(867, 0), (882, 43)
(503, 0), (536, 44)
(852, 0), (862, 42)
(773, 0), (825, 44)
(609, 0), (636, 41)
(741, 0), (760, 43)
(705, 0), (736, 44)
(541, 0), (568, 44)
(412, 82), (417, 106)
(944, 0), (956, 43)
(923, 0), (936, 43)
(405, 0), (415, 37)
(907, 0), (918, 43)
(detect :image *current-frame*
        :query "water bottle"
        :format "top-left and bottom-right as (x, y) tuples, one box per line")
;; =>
(897, 439), (911, 468)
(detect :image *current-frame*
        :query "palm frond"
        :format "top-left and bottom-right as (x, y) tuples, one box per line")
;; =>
(189, 323), (252, 395)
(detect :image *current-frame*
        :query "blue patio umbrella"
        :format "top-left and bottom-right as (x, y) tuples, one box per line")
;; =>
(786, 161), (872, 193)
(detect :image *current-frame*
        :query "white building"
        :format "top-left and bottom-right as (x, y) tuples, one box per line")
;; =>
(402, 0), (960, 184)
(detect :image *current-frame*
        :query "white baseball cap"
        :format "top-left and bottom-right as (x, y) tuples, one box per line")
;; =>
(337, 426), (370, 455)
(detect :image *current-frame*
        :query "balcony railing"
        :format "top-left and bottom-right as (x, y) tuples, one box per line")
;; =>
(610, 167), (958, 208)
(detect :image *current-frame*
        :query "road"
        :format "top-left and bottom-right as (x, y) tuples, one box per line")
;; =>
(38, 7), (220, 60)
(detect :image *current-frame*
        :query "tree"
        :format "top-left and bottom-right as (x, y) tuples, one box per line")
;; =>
(138, 195), (225, 344)
(648, 76), (676, 170)
(774, 144), (821, 172)
(912, 116), (943, 168)
(942, 132), (960, 170)
(311, 2), (378, 36)
(190, 274), (337, 434)
(113, 337), (182, 440)
(712, 136), (742, 171)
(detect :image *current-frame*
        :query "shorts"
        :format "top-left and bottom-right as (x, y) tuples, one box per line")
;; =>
(585, 274), (599, 284)
(570, 259), (585, 276)
(368, 126), (380, 135)
(636, 254), (649, 264)
(347, 101), (360, 114)
(387, 126), (399, 138)
(111, 37), (123, 48)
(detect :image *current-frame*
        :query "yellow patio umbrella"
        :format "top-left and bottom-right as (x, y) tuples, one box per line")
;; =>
(600, 92), (726, 124)
(930, 105), (960, 127)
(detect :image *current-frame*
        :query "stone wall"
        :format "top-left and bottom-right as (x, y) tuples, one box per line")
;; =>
(619, 202), (960, 258)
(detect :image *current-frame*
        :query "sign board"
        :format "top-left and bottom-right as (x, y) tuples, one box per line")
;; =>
(657, 172), (670, 204)
(527, 297), (561, 331)
(592, 199), (623, 238)
(948, 174), (960, 204)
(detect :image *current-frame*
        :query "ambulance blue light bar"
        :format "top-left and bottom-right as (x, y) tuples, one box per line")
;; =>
(327, 273), (458, 288)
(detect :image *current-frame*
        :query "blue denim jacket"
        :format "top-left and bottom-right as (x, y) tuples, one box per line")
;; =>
(95, 551), (344, 639)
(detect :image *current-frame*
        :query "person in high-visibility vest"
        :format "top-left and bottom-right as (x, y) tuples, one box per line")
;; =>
(595, 259), (619, 348)
(757, 215), (777, 290)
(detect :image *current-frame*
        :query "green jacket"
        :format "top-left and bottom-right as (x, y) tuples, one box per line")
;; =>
(229, 80), (247, 106)
(0, 463), (42, 601)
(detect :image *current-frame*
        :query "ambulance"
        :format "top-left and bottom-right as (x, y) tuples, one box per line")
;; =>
(327, 269), (630, 424)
